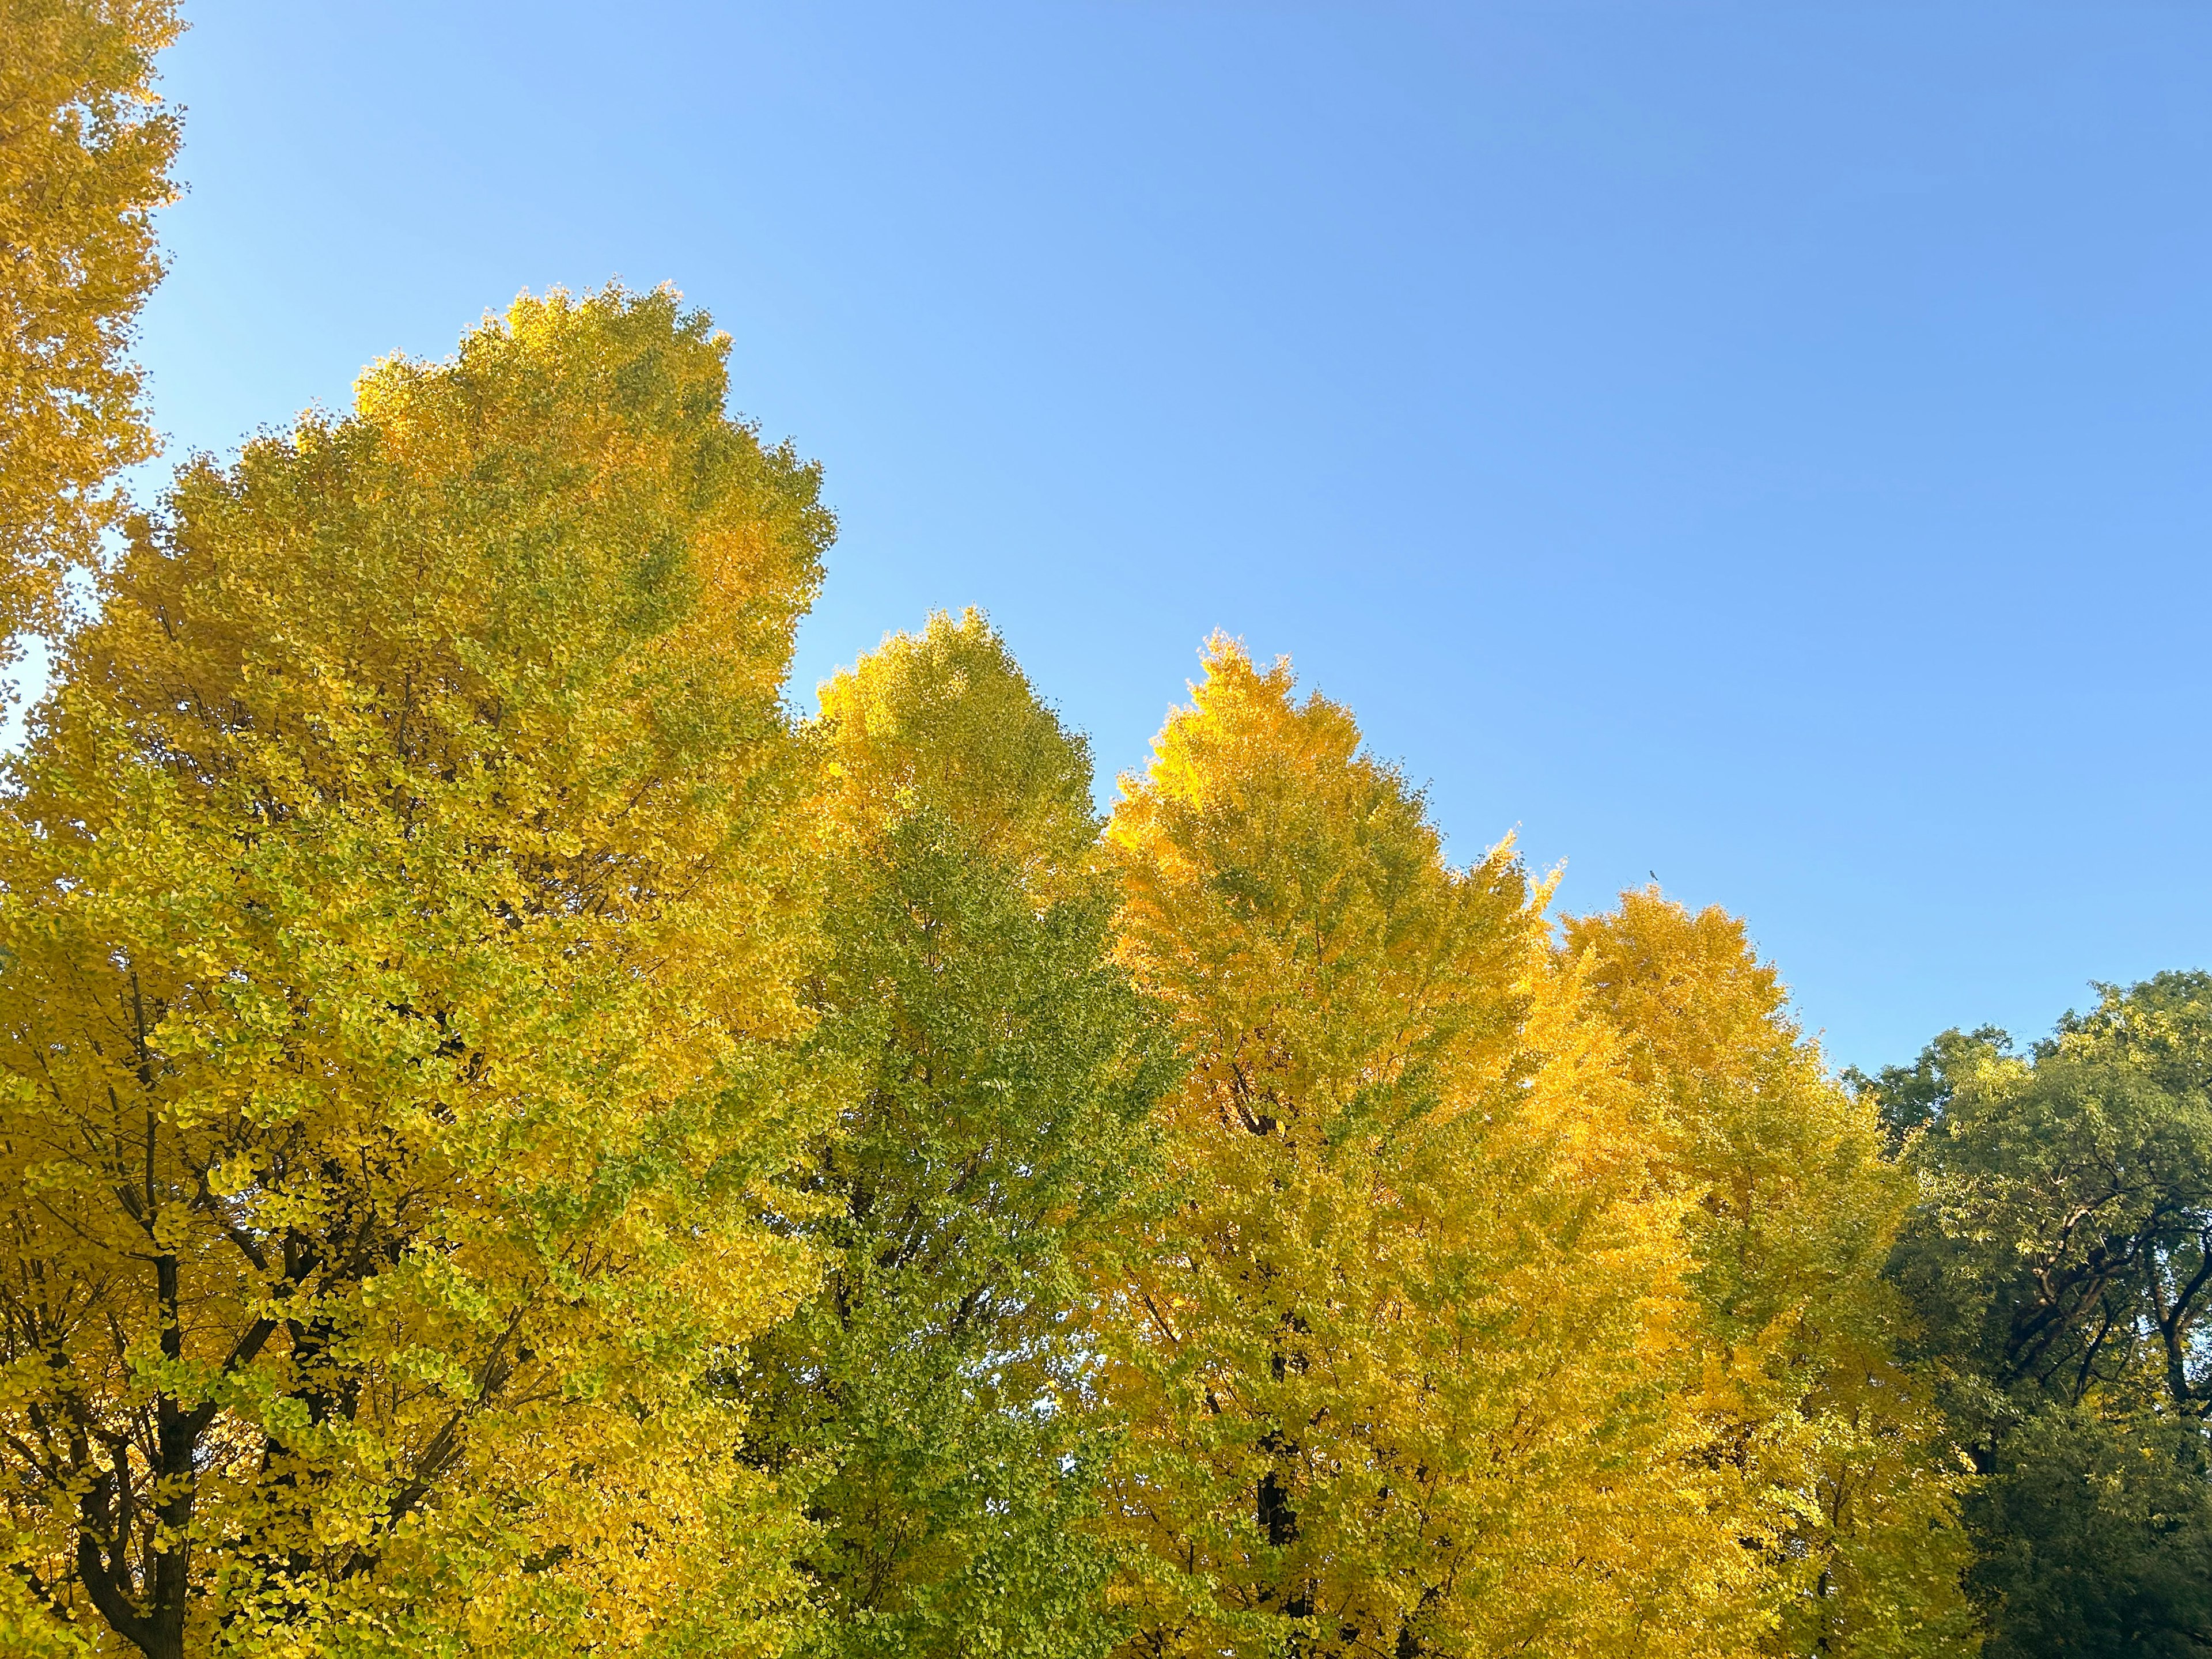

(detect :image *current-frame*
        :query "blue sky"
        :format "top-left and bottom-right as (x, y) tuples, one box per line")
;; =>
(120, 1), (2211, 1070)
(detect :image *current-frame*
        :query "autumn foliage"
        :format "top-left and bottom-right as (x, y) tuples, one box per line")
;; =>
(1094, 643), (1764, 1658)
(0, 289), (832, 1656)
(5, 10), (2209, 1652)
(0, 0), (180, 637)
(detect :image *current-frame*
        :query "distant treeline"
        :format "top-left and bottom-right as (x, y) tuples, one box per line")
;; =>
(3, 7), (2208, 1657)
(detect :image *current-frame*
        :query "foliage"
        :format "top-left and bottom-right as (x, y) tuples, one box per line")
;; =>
(0, 0), (180, 637)
(0, 286), (834, 1657)
(1566, 893), (1978, 1658)
(738, 611), (1177, 1659)
(1965, 1403), (2212, 1659)
(1093, 639), (1763, 1659)
(1863, 972), (2212, 1656)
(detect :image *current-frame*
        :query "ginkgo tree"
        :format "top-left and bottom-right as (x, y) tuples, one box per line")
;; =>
(741, 611), (1176, 1659)
(0, 286), (835, 1658)
(1566, 892), (1978, 1659)
(1093, 638), (1766, 1659)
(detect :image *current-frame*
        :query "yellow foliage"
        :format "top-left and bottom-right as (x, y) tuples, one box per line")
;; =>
(0, 0), (180, 635)
(0, 286), (833, 1656)
(815, 605), (1097, 883)
(1094, 638), (1766, 1659)
(1565, 891), (1979, 1658)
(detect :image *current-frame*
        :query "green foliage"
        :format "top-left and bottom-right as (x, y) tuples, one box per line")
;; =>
(1866, 972), (2212, 1657)
(1965, 1404), (2212, 1659)
(739, 612), (1176, 1659)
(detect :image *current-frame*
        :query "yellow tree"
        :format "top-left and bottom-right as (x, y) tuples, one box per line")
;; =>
(0, 286), (833, 1658)
(0, 0), (181, 636)
(1094, 639), (1763, 1659)
(1563, 891), (1979, 1658)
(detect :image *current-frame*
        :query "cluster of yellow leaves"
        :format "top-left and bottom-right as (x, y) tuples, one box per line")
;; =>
(814, 607), (1099, 889)
(0, 0), (180, 635)
(1092, 640), (1779, 1659)
(0, 287), (834, 1657)
(1567, 897), (1979, 1658)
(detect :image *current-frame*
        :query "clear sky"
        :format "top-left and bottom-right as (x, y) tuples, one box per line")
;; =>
(118, 1), (2211, 1071)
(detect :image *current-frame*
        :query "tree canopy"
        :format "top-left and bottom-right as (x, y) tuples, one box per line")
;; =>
(739, 609), (1173, 1659)
(1569, 893), (1976, 1657)
(1094, 641), (1767, 1658)
(0, 286), (834, 1657)
(1858, 974), (2212, 1657)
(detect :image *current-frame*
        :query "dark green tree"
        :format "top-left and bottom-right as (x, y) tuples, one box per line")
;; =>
(1967, 1404), (2212, 1658)
(1858, 972), (2212, 1657)
(739, 611), (1176, 1659)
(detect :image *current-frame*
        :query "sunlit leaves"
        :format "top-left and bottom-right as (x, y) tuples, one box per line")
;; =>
(0, 0), (180, 637)
(0, 286), (832, 1656)
(1093, 639), (1764, 1659)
